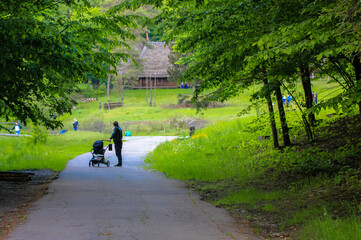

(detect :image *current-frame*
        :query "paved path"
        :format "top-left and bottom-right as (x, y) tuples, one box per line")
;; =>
(8, 136), (260, 240)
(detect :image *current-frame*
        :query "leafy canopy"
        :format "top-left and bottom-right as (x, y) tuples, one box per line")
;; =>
(0, 0), (139, 128)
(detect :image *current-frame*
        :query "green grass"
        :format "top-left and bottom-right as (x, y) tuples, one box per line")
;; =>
(145, 118), (272, 181)
(0, 78), (353, 238)
(0, 131), (108, 171)
(62, 87), (254, 136)
(298, 216), (361, 240)
(143, 110), (361, 238)
(215, 188), (284, 208)
(286, 206), (325, 226)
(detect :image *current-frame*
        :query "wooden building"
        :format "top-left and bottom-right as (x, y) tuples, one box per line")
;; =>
(136, 42), (178, 89)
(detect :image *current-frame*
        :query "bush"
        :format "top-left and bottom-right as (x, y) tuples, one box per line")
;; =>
(27, 125), (49, 145)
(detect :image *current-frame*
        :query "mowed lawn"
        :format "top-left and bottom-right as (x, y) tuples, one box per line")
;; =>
(61, 80), (342, 135)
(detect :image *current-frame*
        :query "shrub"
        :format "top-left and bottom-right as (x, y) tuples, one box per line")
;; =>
(27, 125), (49, 145)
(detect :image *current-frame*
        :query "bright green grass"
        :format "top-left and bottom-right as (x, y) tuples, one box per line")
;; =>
(286, 206), (325, 226)
(215, 188), (284, 208)
(61, 79), (343, 136)
(298, 216), (361, 240)
(144, 118), (277, 181)
(59, 87), (255, 136)
(70, 88), (252, 121)
(0, 131), (108, 171)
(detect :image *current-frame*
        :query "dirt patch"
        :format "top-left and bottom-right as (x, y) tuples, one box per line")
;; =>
(0, 170), (58, 239)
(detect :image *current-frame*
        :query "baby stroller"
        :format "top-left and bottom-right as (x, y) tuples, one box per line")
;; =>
(89, 140), (111, 167)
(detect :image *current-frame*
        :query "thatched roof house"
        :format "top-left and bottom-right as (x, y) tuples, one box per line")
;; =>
(136, 42), (178, 88)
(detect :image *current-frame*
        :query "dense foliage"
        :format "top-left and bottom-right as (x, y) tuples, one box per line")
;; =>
(119, 0), (361, 147)
(0, 0), (138, 128)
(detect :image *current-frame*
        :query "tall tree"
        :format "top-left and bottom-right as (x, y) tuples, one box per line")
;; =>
(120, 0), (361, 135)
(0, 0), (138, 128)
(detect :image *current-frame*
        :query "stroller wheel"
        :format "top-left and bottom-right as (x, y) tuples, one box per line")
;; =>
(106, 161), (110, 167)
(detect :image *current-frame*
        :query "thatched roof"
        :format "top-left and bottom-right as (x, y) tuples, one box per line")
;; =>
(139, 42), (171, 78)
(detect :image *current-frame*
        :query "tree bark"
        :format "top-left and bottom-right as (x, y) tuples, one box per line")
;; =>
(275, 84), (291, 146)
(144, 5), (149, 42)
(262, 67), (279, 148)
(352, 55), (361, 115)
(300, 65), (315, 125)
(120, 74), (124, 105)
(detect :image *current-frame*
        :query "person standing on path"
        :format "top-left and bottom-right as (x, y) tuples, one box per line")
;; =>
(73, 118), (79, 131)
(109, 121), (123, 167)
(11, 122), (22, 135)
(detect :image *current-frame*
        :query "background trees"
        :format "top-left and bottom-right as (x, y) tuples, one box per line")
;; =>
(120, 0), (361, 146)
(0, 0), (137, 128)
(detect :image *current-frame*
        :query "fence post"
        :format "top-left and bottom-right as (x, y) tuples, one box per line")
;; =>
(189, 125), (195, 136)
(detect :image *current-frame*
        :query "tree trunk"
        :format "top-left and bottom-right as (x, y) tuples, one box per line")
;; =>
(352, 55), (361, 115)
(262, 67), (279, 148)
(107, 75), (111, 110)
(300, 65), (315, 125)
(120, 74), (124, 105)
(275, 84), (291, 146)
(149, 75), (153, 106)
(144, 5), (149, 42)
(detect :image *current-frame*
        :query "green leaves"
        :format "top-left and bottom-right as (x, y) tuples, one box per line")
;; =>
(0, 0), (138, 128)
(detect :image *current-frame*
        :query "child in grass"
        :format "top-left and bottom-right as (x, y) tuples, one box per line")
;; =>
(11, 122), (22, 135)
(73, 118), (79, 131)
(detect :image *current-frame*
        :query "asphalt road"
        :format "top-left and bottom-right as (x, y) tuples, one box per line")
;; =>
(7, 136), (260, 240)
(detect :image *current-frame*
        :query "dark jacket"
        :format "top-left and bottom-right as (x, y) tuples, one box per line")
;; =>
(110, 126), (122, 143)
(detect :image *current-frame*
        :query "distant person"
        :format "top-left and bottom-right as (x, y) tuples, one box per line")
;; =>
(73, 118), (79, 131)
(11, 122), (22, 135)
(282, 95), (286, 105)
(287, 95), (292, 105)
(109, 121), (123, 167)
(59, 130), (67, 134)
(312, 91), (318, 105)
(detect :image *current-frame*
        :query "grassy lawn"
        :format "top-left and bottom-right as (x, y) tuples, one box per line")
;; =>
(60, 79), (342, 135)
(145, 114), (361, 239)
(0, 131), (108, 171)
(0, 78), (356, 239)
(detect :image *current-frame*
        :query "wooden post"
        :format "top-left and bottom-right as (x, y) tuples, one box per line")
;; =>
(149, 74), (153, 106)
(146, 75), (149, 102)
(154, 73), (157, 107)
(190, 125), (195, 136)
